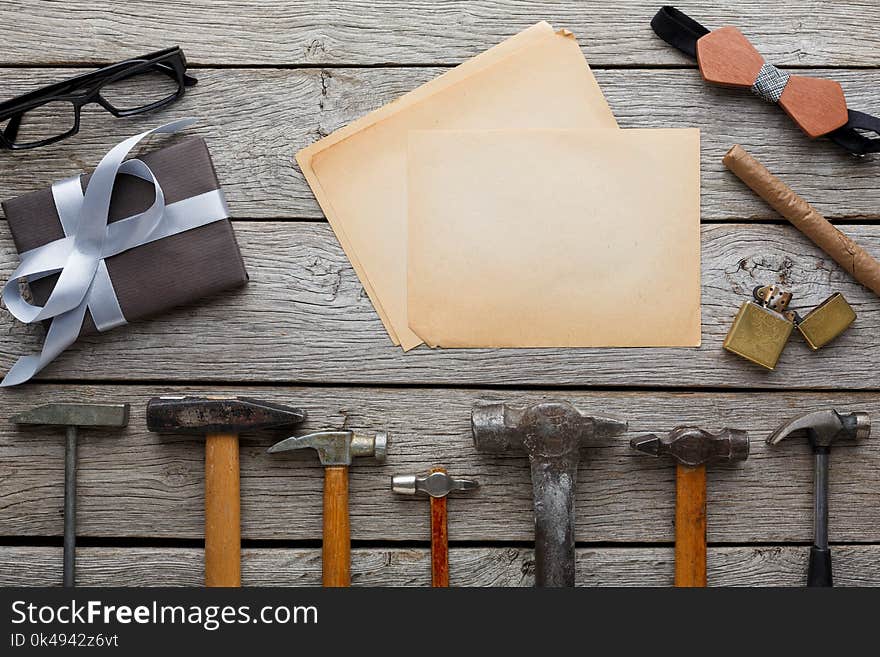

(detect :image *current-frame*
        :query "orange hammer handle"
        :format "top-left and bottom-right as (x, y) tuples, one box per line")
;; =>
(204, 433), (241, 587)
(323, 466), (351, 587)
(430, 495), (450, 587)
(675, 463), (707, 587)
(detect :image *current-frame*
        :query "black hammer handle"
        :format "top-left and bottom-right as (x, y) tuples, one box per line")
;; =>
(809, 449), (832, 587)
(808, 546), (833, 587)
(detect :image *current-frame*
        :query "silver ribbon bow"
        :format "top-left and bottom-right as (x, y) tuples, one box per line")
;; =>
(2, 118), (230, 386)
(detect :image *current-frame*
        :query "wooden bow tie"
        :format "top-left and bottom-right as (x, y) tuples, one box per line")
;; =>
(696, 26), (848, 138)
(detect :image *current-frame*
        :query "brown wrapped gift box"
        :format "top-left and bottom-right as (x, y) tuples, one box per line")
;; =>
(2, 137), (248, 336)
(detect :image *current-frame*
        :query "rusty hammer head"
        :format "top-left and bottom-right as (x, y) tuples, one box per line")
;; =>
(268, 429), (388, 466)
(392, 469), (479, 498)
(146, 396), (306, 435)
(471, 401), (626, 587)
(630, 426), (750, 467)
(12, 403), (130, 429)
(471, 401), (627, 461)
(767, 409), (870, 449)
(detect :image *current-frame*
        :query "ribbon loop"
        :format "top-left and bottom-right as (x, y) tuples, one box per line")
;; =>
(1, 118), (230, 386)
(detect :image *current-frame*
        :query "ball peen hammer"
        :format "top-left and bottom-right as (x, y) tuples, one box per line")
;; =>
(392, 468), (479, 587)
(630, 427), (749, 587)
(766, 409), (870, 587)
(12, 403), (130, 587)
(146, 396), (306, 586)
(471, 401), (627, 587)
(268, 429), (388, 586)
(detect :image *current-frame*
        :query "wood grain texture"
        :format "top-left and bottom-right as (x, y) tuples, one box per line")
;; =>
(675, 464), (707, 587)
(322, 465), (350, 586)
(430, 494), (449, 587)
(3, 545), (879, 587)
(1, 68), (880, 221)
(2, 385), (879, 543)
(0, 222), (877, 387)
(0, 1), (878, 67)
(203, 433), (241, 586)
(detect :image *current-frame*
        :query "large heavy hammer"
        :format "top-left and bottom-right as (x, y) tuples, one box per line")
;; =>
(471, 401), (627, 587)
(147, 396), (306, 586)
(767, 409), (871, 586)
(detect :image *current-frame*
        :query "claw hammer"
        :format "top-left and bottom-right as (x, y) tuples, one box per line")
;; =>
(268, 429), (388, 586)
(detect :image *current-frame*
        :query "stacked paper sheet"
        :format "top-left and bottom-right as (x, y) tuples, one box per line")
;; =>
(297, 23), (701, 350)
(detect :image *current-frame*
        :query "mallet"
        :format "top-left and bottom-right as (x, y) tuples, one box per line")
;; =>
(12, 403), (130, 587)
(146, 396), (306, 586)
(391, 468), (479, 586)
(767, 409), (870, 586)
(268, 429), (387, 586)
(630, 426), (749, 587)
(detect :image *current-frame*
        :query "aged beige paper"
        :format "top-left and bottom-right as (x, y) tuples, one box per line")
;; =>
(297, 25), (617, 349)
(407, 129), (702, 347)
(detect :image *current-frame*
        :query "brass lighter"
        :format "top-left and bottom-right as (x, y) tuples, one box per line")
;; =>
(788, 293), (856, 350)
(723, 285), (794, 370)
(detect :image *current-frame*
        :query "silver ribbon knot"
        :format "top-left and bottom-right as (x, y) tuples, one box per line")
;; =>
(2, 118), (230, 386)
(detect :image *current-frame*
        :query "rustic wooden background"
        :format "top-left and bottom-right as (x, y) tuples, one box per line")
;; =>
(1, 0), (879, 586)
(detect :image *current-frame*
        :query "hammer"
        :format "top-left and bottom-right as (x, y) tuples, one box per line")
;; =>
(12, 403), (130, 587)
(391, 468), (479, 587)
(146, 396), (306, 586)
(630, 426), (749, 587)
(471, 401), (627, 587)
(767, 409), (871, 586)
(268, 429), (388, 586)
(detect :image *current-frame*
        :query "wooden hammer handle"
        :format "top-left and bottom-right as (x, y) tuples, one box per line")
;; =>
(204, 433), (241, 587)
(675, 463), (707, 587)
(323, 466), (351, 587)
(430, 495), (449, 587)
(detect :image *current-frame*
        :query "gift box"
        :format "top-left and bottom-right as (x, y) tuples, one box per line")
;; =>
(1, 125), (248, 384)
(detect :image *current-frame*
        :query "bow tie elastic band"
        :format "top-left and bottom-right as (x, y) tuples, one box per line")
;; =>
(652, 6), (880, 155)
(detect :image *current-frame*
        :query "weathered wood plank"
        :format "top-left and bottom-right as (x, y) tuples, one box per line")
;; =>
(1, 1), (878, 67)
(1, 68), (879, 220)
(0, 222), (877, 387)
(2, 545), (878, 586)
(2, 386), (878, 542)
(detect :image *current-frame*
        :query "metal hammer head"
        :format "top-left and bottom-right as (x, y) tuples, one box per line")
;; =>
(12, 403), (129, 428)
(472, 401), (626, 587)
(767, 410), (871, 449)
(630, 426), (749, 467)
(392, 470), (479, 498)
(471, 401), (627, 459)
(268, 429), (388, 467)
(146, 396), (306, 435)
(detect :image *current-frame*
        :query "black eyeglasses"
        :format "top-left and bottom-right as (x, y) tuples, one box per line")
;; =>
(0, 47), (197, 150)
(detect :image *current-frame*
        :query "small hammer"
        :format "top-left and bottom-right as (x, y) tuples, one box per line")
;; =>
(146, 396), (306, 586)
(630, 427), (749, 587)
(767, 409), (871, 586)
(12, 403), (130, 587)
(268, 429), (388, 586)
(472, 401), (627, 587)
(392, 468), (479, 587)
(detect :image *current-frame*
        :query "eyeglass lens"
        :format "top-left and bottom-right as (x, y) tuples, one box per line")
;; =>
(1, 100), (77, 146)
(99, 63), (182, 113)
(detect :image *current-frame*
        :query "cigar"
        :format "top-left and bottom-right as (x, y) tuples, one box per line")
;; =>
(723, 144), (880, 299)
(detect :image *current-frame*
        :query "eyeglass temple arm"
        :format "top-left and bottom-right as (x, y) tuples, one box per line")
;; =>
(153, 60), (198, 87)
